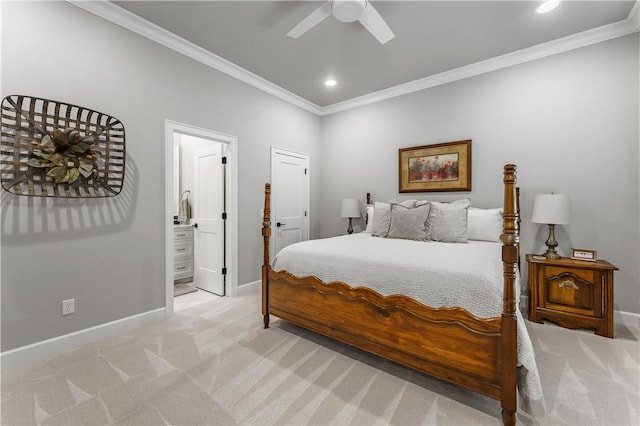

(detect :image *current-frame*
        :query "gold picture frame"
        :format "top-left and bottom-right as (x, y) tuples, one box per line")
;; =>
(399, 140), (471, 193)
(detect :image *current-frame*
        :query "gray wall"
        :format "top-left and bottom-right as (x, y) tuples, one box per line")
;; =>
(321, 34), (640, 315)
(1, 2), (638, 353)
(1, 2), (322, 351)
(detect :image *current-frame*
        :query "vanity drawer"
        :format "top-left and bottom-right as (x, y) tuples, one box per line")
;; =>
(174, 259), (194, 279)
(174, 240), (193, 258)
(173, 228), (193, 241)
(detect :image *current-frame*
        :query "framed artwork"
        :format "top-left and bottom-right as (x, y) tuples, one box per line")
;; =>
(399, 140), (471, 193)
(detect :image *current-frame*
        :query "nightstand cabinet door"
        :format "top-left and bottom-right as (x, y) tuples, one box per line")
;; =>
(527, 255), (618, 338)
(541, 266), (601, 317)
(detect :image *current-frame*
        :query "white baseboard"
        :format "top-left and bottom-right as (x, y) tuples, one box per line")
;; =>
(3, 286), (636, 373)
(237, 280), (260, 296)
(615, 310), (640, 328)
(2, 282), (260, 371)
(1, 307), (165, 371)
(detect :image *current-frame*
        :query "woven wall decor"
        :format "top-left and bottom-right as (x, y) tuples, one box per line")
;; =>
(0, 95), (125, 198)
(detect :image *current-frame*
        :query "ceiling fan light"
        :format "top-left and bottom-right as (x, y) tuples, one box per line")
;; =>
(332, 0), (367, 23)
(537, 0), (560, 14)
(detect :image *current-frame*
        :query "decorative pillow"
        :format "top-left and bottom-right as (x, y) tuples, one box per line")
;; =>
(426, 199), (471, 243)
(364, 204), (374, 232)
(394, 199), (417, 208)
(371, 201), (392, 237)
(468, 207), (503, 242)
(388, 203), (431, 241)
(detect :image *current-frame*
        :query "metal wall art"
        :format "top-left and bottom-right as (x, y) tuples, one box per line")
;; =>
(1, 95), (125, 198)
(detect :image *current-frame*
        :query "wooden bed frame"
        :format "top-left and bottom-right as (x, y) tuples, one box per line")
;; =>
(261, 164), (521, 426)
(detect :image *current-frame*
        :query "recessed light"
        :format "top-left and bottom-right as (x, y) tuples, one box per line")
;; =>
(537, 0), (560, 14)
(324, 79), (337, 87)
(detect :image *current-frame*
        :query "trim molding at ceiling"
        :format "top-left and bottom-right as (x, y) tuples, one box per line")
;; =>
(70, 0), (638, 117)
(69, 0), (323, 115)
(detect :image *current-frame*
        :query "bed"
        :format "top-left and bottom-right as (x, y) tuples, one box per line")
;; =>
(261, 164), (543, 425)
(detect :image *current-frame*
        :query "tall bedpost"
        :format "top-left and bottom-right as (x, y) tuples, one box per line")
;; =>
(262, 183), (272, 328)
(500, 164), (519, 426)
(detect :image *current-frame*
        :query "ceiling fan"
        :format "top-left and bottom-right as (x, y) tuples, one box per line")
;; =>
(287, 0), (395, 45)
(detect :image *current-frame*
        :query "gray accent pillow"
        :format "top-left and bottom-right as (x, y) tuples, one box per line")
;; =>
(388, 203), (431, 241)
(426, 199), (471, 243)
(371, 201), (392, 237)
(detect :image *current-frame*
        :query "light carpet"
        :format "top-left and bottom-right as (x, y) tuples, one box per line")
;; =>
(2, 293), (639, 425)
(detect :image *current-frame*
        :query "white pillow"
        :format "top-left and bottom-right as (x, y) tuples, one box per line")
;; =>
(426, 199), (470, 243)
(371, 201), (392, 237)
(468, 207), (503, 242)
(364, 204), (374, 232)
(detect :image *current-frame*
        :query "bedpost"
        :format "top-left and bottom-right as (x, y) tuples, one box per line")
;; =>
(516, 187), (521, 270)
(262, 183), (271, 328)
(500, 164), (519, 426)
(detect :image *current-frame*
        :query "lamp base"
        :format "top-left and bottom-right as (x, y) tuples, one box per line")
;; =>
(347, 218), (354, 234)
(543, 223), (561, 259)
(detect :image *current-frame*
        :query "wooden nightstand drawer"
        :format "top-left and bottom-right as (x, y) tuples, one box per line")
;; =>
(541, 266), (601, 317)
(527, 255), (618, 338)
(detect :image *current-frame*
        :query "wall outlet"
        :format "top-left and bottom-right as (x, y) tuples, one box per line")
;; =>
(62, 298), (75, 316)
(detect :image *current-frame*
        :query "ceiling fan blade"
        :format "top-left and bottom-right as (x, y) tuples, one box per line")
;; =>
(358, 3), (394, 45)
(287, 2), (332, 39)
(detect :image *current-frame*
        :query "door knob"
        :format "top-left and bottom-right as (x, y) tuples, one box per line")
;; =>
(192, 223), (198, 228)
(277, 222), (286, 227)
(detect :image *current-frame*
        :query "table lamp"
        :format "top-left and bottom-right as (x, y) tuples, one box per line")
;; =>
(532, 193), (571, 259)
(341, 198), (360, 234)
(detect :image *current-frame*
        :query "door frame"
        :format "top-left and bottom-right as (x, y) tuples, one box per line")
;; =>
(165, 120), (238, 316)
(270, 146), (310, 260)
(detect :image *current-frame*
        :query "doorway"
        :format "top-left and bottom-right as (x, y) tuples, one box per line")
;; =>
(165, 120), (238, 316)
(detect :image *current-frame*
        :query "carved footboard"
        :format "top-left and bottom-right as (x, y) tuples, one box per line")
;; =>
(262, 165), (520, 426)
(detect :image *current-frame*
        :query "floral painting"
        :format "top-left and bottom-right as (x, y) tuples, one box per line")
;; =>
(408, 153), (459, 182)
(399, 140), (471, 192)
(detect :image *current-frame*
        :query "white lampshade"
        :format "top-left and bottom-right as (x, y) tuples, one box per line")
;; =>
(341, 198), (361, 218)
(532, 194), (571, 225)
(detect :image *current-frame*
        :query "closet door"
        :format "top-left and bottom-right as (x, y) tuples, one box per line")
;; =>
(271, 148), (309, 257)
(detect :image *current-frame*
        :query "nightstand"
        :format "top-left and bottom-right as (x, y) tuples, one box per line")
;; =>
(527, 254), (618, 338)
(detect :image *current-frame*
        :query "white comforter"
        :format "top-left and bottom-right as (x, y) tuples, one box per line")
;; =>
(273, 233), (545, 414)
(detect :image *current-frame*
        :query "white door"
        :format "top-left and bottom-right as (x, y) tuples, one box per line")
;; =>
(271, 148), (309, 256)
(194, 144), (225, 295)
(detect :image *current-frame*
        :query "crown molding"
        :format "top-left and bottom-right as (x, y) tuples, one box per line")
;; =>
(68, 0), (323, 116)
(69, 1), (638, 118)
(629, 0), (640, 31)
(321, 8), (640, 116)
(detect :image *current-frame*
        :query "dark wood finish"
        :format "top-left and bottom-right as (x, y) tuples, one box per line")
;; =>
(262, 183), (271, 329)
(262, 164), (520, 426)
(527, 255), (618, 338)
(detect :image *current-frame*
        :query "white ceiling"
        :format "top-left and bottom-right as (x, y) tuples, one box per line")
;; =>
(105, 1), (636, 112)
